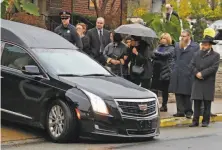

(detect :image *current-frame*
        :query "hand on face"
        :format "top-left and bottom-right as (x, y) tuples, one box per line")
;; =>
(132, 47), (138, 55)
(76, 25), (83, 36)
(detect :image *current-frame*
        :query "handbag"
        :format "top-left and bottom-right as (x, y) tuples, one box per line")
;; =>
(132, 59), (144, 75)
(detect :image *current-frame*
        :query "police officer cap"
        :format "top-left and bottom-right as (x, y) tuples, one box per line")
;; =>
(59, 11), (71, 16)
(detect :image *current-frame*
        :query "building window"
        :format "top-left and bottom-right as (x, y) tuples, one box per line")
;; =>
(89, 0), (100, 10)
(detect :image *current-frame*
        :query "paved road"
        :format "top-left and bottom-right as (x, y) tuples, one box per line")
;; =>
(2, 123), (222, 150)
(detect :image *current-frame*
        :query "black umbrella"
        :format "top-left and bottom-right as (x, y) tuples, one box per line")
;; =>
(114, 23), (158, 38)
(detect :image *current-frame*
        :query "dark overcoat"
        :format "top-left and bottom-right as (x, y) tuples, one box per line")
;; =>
(169, 42), (199, 95)
(151, 45), (175, 91)
(190, 49), (220, 101)
(127, 41), (153, 80)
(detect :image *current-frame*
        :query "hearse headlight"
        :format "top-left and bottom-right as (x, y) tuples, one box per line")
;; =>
(82, 90), (109, 115)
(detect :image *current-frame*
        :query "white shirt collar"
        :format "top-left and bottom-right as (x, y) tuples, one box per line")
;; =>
(184, 40), (191, 50)
(97, 28), (103, 35)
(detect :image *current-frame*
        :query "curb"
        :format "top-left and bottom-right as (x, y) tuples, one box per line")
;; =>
(1, 138), (45, 148)
(160, 114), (222, 127)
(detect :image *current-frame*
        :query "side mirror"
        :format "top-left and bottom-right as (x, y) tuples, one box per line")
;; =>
(22, 65), (41, 75)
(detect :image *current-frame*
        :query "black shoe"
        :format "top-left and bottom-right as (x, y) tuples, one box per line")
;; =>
(186, 113), (193, 119)
(173, 113), (185, 117)
(202, 122), (209, 127)
(211, 113), (217, 117)
(189, 122), (199, 127)
(160, 106), (168, 112)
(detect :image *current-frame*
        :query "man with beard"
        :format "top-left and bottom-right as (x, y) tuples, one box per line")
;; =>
(189, 35), (220, 127)
(169, 29), (199, 118)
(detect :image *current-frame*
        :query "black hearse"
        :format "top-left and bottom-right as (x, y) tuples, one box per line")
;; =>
(1, 19), (160, 142)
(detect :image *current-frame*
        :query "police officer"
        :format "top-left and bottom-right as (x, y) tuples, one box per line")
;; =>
(54, 11), (83, 50)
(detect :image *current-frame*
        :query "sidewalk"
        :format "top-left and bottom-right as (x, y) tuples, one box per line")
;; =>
(160, 98), (222, 127)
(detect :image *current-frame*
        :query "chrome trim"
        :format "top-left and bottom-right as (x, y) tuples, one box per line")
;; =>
(126, 129), (156, 136)
(121, 113), (158, 120)
(0, 108), (32, 119)
(95, 128), (118, 134)
(115, 98), (156, 102)
(91, 131), (158, 138)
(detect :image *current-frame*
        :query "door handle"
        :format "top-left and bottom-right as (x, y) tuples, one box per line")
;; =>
(0, 76), (3, 79)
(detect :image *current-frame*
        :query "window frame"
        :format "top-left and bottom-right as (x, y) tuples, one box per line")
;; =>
(1, 41), (49, 80)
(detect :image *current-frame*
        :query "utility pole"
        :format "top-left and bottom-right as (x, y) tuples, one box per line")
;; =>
(120, 0), (123, 25)
(71, 0), (74, 24)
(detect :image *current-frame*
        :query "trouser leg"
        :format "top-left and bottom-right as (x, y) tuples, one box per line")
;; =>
(193, 100), (202, 124)
(184, 95), (193, 115)
(131, 78), (140, 85)
(162, 80), (169, 106)
(202, 100), (212, 124)
(200, 101), (204, 116)
(141, 78), (151, 90)
(175, 94), (185, 115)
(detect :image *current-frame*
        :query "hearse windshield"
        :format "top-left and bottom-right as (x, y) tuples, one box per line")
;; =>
(33, 49), (112, 76)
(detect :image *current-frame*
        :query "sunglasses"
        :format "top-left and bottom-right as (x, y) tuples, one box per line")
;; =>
(61, 17), (69, 20)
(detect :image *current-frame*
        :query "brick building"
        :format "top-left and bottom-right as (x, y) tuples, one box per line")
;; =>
(35, 0), (124, 17)
(33, 0), (126, 29)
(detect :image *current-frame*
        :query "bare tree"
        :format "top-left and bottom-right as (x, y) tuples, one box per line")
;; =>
(91, 0), (124, 28)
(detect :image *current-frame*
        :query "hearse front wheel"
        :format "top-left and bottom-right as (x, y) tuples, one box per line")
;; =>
(46, 100), (78, 143)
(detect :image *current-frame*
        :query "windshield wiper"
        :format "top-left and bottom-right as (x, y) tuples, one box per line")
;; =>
(82, 74), (112, 77)
(57, 74), (82, 77)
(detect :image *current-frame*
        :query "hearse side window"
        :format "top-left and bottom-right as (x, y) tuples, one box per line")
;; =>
(1, 43), (38, 70)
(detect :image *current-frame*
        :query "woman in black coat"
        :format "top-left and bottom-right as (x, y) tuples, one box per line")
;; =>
(151, 33), (175, 112)
(127, 36), (153, 90)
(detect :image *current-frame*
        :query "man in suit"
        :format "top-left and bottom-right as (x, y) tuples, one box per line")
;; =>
(189, 35), (220, 127)
(165, 4), (180, 21)
(169, 29), (199, 118)
(87, 17), (111, 65)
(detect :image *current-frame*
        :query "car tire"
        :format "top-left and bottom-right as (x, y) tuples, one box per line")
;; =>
(46, 99), (78, 143)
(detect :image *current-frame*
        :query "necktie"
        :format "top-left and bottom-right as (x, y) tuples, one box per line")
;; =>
(99, 30), (104, 53)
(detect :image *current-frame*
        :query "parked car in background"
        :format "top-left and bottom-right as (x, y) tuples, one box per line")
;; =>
(210, 20), (222, 59)
(213, 29), (222, 59)
(1, 19), (160, 143)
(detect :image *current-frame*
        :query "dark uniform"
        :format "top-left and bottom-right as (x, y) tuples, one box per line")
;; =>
(54, 11), (83, 50)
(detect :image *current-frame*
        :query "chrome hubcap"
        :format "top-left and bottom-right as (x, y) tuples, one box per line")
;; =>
(48, 105), (65, 138)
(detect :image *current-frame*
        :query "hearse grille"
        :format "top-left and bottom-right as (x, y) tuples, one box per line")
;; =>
(116, 99), (156, 117)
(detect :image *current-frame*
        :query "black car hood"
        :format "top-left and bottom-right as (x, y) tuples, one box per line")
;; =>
(59, 76), (155, 99)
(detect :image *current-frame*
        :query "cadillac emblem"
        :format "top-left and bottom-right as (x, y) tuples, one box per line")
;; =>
(138, 104), (147, 111)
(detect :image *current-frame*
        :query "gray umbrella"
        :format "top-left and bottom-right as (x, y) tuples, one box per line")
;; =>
(114, 23), (158, 38)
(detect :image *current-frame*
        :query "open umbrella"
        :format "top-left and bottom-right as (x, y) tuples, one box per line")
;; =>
(114, 23), (158, 38)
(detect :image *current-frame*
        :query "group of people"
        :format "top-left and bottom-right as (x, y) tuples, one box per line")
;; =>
(54, 11), (220, 127)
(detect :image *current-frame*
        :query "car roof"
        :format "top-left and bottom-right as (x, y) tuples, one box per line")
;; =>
(1, 19), (78, 50)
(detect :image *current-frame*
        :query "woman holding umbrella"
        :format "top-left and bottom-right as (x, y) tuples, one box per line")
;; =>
(114, 23), (157, 89)
(127, 35), (153, 89)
